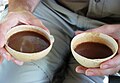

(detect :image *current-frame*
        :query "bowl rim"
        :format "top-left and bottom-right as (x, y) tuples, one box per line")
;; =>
(5, 25), (54, 55)
(71, 32), (118, 62)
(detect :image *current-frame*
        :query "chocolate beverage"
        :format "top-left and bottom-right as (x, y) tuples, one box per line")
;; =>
(7, 31), (50, 53)
(74, 42), (113, 59)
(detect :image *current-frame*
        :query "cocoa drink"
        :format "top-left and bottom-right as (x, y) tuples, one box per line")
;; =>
(7, 31), (50, 53)
(74, 42), (113, 59)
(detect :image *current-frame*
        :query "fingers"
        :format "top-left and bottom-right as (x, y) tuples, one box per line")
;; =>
(12, 59), (24, 65)
(76, 66), (87, 73)
(0, 15), (18, 32)
(27, 18), (50, 33)
(100, 28), (120, 69)
(0, 48), (12, 61)
(76, 54), (120, 76)
(100, 53), (120, 69)
(0, 13), (19, 64)
(0, 48), (24, 65)
(76, 65), (120, 76)
(18, 11), (49, 32)
(85, 65), (120, 76)
(87, 24), (120, 35)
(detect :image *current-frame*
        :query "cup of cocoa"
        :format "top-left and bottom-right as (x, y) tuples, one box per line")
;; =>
(71, 32), (118, 68)
(5, 25), (54, 62)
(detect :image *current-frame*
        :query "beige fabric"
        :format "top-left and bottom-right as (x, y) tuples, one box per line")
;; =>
(56, 0), (120, 19)
(57, 0), (89, 15)
(87, 0), (120, 18)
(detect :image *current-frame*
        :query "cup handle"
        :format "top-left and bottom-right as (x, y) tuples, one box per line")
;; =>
(50, 35), (55, 43)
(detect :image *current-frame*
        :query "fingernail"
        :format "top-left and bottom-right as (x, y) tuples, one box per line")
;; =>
(76, 69), (84, 73)
(14, 60), (24, 65)
(86, 71), (94, 76)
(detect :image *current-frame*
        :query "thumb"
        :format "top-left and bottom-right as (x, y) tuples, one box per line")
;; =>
(0, 20), (18, 47)
(76, 66), (87, 73)
(28, 18), (49, 33)
(0, 16), (19, 31)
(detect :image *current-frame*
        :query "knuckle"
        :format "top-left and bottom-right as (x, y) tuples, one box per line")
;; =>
(92, 69), (104, 76)
(109, 60), (118, 67)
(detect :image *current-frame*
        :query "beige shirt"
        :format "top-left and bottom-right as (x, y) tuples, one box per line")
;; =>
(43, 0), (120, 19)
(57, 0), (89, 15)
(57, 0), (120, 19)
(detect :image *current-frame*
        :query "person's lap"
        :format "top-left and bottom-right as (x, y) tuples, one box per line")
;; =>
(62, 56), (108, 83)
(0, 1), (107, 83)
(0, 2), (71, 83)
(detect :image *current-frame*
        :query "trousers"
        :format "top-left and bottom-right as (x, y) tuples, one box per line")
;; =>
(0, 1), (108, 83)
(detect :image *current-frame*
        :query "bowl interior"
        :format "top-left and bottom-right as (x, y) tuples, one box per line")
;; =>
(5, 25), (52, 54)
(71, 32), (118, 60)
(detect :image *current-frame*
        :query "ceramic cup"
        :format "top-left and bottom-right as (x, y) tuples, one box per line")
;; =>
(5, 25), (54, 62)
(71, 32), (118, 68)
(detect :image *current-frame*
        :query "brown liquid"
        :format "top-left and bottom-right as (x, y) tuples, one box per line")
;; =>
(7, 31), (50, 53)
(74, 42), (113, 59)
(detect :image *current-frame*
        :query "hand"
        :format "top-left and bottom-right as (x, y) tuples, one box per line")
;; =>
(0, 11), (49, 65)
(75, 24), (120, 76)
